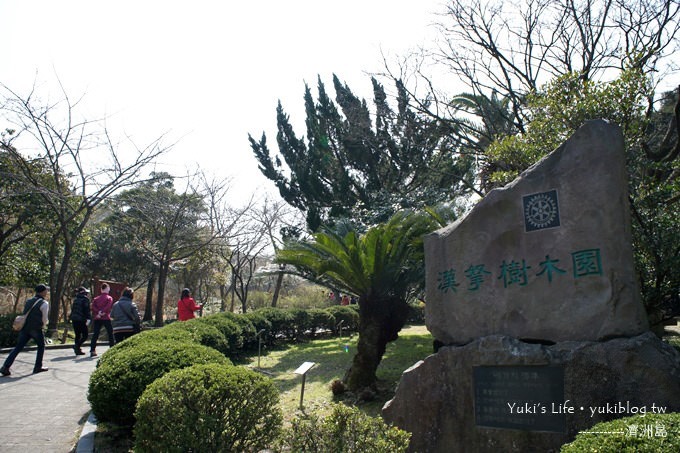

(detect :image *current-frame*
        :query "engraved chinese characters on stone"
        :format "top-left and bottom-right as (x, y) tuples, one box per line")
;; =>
(424, 120), (648, 344)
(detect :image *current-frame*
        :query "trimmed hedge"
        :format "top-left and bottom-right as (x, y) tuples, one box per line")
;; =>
(88, 340), (230, 426)
(95, 327), (196, 368)
(307, 308), (336, 338)
(279, 403), (411, 452)
(200, 313), (244, 354)
(253, 307), (296, 341)
(215, 311), (257, 347)
(325, 306), (360, 333)
(561, 413), (680, 452)
(134, 363), (282, 452)
(242, 311), (272, 349)
(164, 318), (230, 356)
(288, 307), (310, 339)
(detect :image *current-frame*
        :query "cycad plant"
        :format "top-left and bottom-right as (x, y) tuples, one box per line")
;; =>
(276, 210), (439, 390)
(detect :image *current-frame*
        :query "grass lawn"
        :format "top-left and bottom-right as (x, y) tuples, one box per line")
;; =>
(242, 324), (434, 420)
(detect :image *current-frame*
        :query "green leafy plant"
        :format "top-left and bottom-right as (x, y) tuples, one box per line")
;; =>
(307, 308), (336, 337)
(275, 210), (437, 390)
(287, 307), (311, 339)
(200, 313), (244, 355)
(406, 301), (425, 324)
(215, 311), (257, 346)
(164, 318), (230, 355)
(665, 336), (680, 354)
(134, 363), (282, 453)
(88, 340), (230, 426)
(279, 403), (411, 452)
(253, 307), (296, 342)
(0, 313), (19, 348)
(95, 327), (196, 368)
(325, 306), (359, 334)
(242, 311), (272, 349)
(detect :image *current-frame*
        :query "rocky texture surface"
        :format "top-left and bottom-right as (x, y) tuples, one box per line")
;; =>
(424, 120), (648, 345)
(383, 332), (680, 453)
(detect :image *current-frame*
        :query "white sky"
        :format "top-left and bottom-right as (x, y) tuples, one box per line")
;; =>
(0, 0), (443, 204)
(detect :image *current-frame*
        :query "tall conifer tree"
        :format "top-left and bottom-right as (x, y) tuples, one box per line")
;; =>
(249, 75), (474, 231)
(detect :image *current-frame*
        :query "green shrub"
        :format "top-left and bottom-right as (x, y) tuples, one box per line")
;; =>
(325, 306), (360, 333)
(164, 318), (230, 355)
(288, 307), (311, 339)
(88, 340), (230, 426)
(307, 308), (336, 338)
(254, 307), (296, 341)
(561, 413), (680, 452)
(216, 311), (258, 348)
(95, 327), (196, 368)
(134, 363), (282, 453)
(0, 313), (19, 348)
(664, 336), (680, 354)
(406, 301), (426, 324)
(243, 311), (272, 348)
(201, 313), (244, 354)
(279, 403), (411, 452)
(243, 310), (272, 332)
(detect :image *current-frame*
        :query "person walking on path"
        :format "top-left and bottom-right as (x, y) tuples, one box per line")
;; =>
(90, 282), (115, 357)
(177, 288), (202, 321)
(111, 287), (141, 343)
(1, 284), (50, 376)
(70, 286), (91, 356)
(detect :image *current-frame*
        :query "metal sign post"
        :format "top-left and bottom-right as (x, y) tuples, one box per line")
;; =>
(256, 329), (266, 368)
(336, 319), (344, 337)
(294, 361), (316, 410)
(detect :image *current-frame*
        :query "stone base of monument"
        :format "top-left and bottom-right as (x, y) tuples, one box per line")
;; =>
(382, 332), (680, 453)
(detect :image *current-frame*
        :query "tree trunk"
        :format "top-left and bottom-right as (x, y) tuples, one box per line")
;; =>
(271, 269), (284, 307)
(143, 273), (156, 322)
(229, 274), (236, 313)
(48, 238), (72, 337)
(12, 288), (22, 313)
(46, 236), (60, 335)
(220, 283), (226, 312)
(345, 296), (411, 391)
(155, 261), (170, 327)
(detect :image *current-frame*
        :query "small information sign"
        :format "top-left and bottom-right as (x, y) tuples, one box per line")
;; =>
(294, 361), (316, 375)
(294, 361), (316, 409)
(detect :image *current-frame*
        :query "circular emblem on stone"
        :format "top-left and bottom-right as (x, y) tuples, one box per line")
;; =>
(525, 193), (558, 229)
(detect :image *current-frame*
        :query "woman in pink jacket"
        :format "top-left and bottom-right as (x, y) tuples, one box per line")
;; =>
(90, 283), (115, 357)
(177, 288), (202, 321)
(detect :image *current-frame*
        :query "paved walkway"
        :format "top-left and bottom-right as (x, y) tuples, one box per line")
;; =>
(0, 344), (108, 453)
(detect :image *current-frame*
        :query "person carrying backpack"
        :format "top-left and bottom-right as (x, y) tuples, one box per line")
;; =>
(1, 284), (50, 376)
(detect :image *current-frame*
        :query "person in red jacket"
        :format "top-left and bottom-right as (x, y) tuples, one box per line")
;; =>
(177, 288), (202, 321)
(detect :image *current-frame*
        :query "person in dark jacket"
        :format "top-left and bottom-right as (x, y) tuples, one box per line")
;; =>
(1, 284), (50, 376)
(70, 286), (91, 355)
(111, 287), (141, 343)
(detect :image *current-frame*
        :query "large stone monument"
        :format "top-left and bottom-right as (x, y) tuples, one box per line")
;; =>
(383, 120), (680, 452)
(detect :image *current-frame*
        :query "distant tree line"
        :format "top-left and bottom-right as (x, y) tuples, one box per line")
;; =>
(0, 83), (298, 332)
